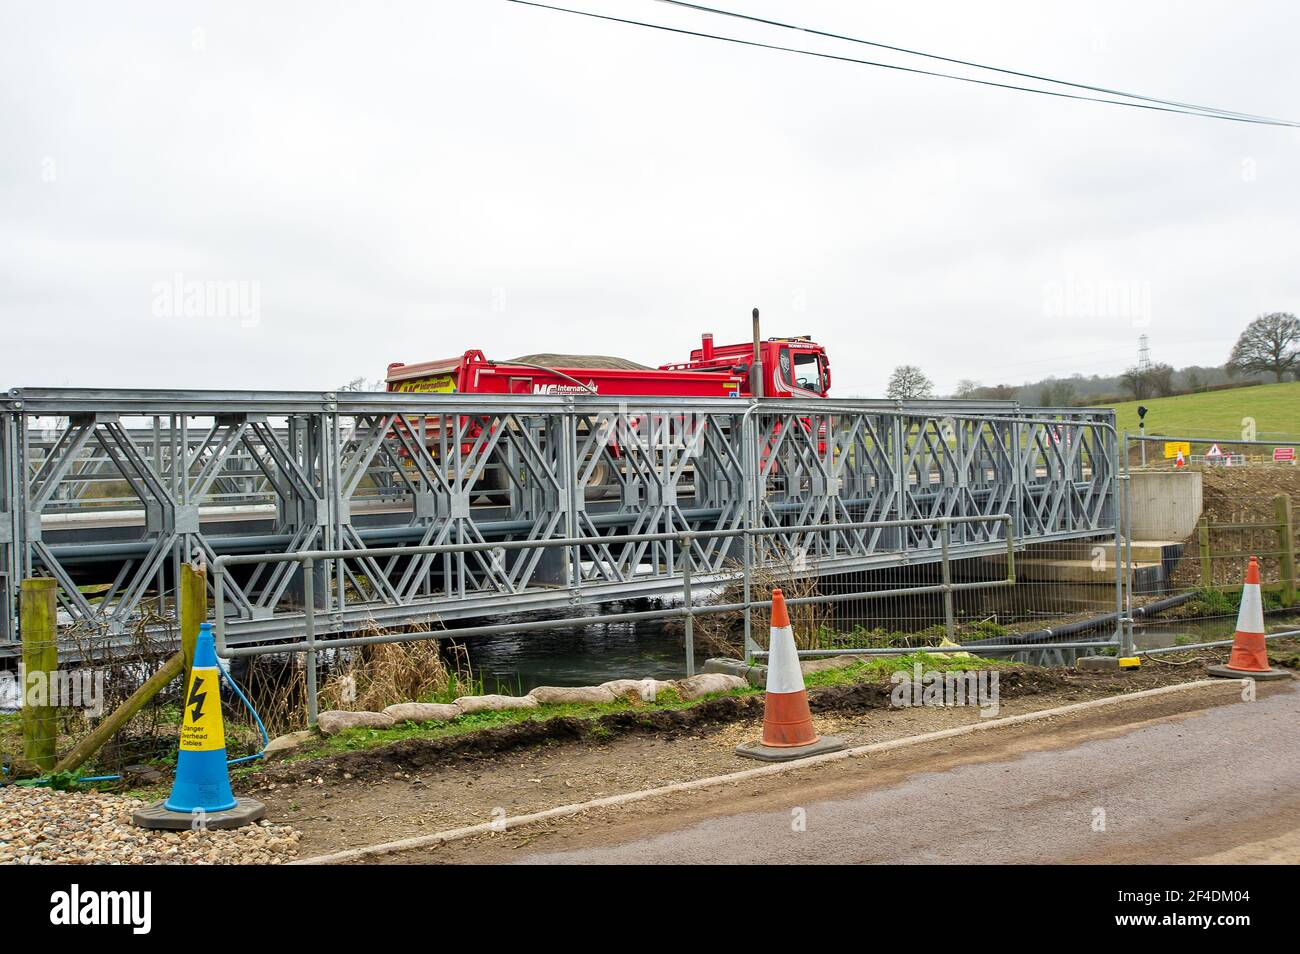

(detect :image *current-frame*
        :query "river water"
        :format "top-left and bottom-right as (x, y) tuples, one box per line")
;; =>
(5, 600), (1294, 714)
(456, 604), (1300, 691)
(460, 619), (687, 693)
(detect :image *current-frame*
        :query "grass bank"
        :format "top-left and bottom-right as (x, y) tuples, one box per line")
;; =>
(1107, 380), (1300, 443)
(253, 652), (1018, 770)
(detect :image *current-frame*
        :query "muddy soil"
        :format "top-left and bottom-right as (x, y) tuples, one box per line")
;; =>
(246, 666), (1152, 790)
(1197, 464), (1300, 523)
(1169, 465), (1300, 589)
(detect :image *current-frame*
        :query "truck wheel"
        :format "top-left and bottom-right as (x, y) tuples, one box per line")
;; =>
(583, 458), (618, 501)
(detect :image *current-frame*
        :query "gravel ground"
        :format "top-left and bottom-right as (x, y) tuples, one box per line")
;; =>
(0, 785), (301, 865)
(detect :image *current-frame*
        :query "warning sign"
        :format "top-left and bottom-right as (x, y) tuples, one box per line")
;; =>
(1163, 441), (1191, 459)
(1206, 443), (1223, 458)
(179, 667), (225, 752)
(1275, 447), (1296, 462)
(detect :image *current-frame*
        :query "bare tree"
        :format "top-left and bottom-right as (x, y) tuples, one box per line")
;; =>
(1038, 379), (1077, 407)
(1147, 363), (1176, 397)
(1120, 365), (1151, 400)
(953, 378), (982, 399)
(338, 376), (386, 392)
(1228, 312), (1300, 382)
(885, 365), (935, 400)
(982, 383), (1018, 400)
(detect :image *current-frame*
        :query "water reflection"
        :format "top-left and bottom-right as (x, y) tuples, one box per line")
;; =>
(459, 619), (687, 693)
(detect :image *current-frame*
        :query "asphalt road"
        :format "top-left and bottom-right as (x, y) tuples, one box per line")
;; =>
(513, 682), (1300, 864)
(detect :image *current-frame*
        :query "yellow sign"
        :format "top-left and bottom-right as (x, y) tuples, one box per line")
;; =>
(1163, 441), (1190, 459)
(394, 375), (457, 394)
(179, 667), (225, 752)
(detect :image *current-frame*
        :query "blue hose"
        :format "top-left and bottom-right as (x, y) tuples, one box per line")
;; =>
(7, 658), (270, 787)
(216, 658), (270, 767)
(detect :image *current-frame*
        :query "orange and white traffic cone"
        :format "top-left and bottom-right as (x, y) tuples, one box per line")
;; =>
(1207, 557), (1291, 681)
(736, 589), (845, 761)
(1174, 450), (1186, 469)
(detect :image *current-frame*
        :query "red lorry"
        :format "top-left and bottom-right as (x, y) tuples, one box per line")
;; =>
(385, 330), (831, 499)
(385, 333), (831, 399)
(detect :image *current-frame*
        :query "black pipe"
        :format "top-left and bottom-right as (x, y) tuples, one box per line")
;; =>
(964, 591), (1197, 647)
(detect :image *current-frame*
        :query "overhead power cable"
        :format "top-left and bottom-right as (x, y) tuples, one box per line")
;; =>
(654, 0), (1291, 125)
(505, 0), (1300, 128)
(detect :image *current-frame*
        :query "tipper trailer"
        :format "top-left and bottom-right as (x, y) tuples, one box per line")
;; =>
(384, 320), (831, 500)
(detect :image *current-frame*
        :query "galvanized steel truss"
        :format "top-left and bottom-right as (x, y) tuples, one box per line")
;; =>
(0, 389), (1117, 652)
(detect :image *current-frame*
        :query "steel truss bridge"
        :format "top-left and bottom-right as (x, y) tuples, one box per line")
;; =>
(1, 388), (1118, 656)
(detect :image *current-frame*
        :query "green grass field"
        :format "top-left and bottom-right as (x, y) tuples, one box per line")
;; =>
(1105, 381), (1300, 447)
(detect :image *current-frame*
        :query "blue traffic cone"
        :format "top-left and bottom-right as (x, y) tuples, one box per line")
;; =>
(164, 622), (237, 813)
(133, 621), (266, 829)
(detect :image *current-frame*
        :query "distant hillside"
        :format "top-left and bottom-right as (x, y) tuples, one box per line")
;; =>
(1105, 381), (1300, 444)
(960, 364), (1257, 405)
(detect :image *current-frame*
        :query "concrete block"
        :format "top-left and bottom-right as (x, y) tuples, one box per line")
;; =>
(1076, 655), (1120, 671)
(703, 657), (766, 687)
(1128, 470), (1203, 539)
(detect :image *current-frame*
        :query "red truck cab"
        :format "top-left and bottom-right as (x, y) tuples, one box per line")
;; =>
(659, 334), (830, 399)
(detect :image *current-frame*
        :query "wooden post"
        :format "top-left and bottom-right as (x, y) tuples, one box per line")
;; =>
(1276, 493), (1296, 606)
(20, 579), (59, 772)
(1197, 517), (1212, 590)
(179, 562), (206, 686)
(46, 565), (203, 777)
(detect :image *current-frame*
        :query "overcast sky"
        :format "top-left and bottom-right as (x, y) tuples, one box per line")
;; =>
(2, 0), (1297, 396)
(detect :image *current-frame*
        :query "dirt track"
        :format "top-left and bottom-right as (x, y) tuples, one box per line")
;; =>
(392, 680), (1300, 865)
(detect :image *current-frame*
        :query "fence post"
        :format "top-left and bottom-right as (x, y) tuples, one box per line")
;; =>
(681, 538), (695, 677)
(1197, 517), (1212, 590)
(20, 578), (58, 772)
(180, 561), (206, 685)
(1120, 466), (1135, 659)
(1275, 493), (1296, 606)
(741, 411), (757, 661)
(940, 521), (956, 642)
(303, 557), (319, 727)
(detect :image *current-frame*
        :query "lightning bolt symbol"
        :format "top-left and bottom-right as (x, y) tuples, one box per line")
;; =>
(187, 674), (208, 724)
